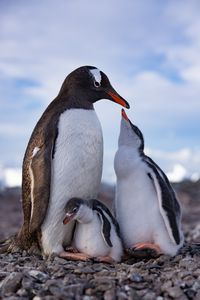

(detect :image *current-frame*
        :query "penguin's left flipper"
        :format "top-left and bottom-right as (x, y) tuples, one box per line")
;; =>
(93, 199), (120, 248)
(59, 251), (92, 262)
(29, 142), (53, 233)
(145, 156), (182, 246)
(96, 210), (112, 247)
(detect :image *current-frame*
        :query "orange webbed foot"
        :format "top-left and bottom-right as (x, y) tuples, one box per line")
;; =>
(126, 242), (161, 258)
(92, 256), (115, 264)
(59, 251), (92, 261)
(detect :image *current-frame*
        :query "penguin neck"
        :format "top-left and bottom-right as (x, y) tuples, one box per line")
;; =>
(76, 205), (94, 224)
(118, 121), (143, 154)
(118, 144), (140, 160)
(57, 88), (95, 110)
(118, 137), (140, 153)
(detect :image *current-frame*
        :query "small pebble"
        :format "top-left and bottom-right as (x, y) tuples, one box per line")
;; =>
(130, 272), (143, 282)
(167, 286), (183, 298)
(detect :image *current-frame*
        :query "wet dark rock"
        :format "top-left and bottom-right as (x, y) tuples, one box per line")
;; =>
(80, 266), (96, 274)
(28, 270), (49, 282)
(195, 290), (200, 300)
(0, 271), (9, 280)
(160, 280), (172, 292)
(16, 288), (28, 297)
(53, 256), (68, 264)
(21, 275), (34, 290)
(146, 263), (162, 270)
(104, 288), (116, 300)
(167, 286), (183, 298)
(0, 272), (22, 295)
(117, 291), (128, 300)
(185, 288), (196, 299)
(143, 291), (156, 300)
(129, 272), (143, 282)
(129, 281), (148, 290)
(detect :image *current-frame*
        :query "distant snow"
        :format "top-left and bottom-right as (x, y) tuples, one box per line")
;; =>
(0, 167), (22, 187)
(166, 164), (187, 182)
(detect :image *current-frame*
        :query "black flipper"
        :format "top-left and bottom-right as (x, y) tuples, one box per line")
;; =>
(96, 210), (113, 247)
(145, 156), (181, 217)
(145, 156), (181, 245)
(91, 199), (121, 238)
(21, 103), (60, 235)
(90, 199), (121, 248)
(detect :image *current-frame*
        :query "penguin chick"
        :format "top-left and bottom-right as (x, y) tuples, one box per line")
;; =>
(114, 109), (184, 257)
(60, 198), (123, 263)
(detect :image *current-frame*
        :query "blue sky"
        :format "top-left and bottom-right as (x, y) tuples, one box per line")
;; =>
(0, 0), (200, 185)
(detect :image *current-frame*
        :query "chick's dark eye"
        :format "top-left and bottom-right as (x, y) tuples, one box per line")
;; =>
(73, 207), (78, 213)
(94, 81), (101, 88)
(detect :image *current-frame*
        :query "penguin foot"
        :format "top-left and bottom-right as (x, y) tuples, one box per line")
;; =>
(65, 246), (79, 253)
(92, 256), (115, 264)
(127, 242), (161, 258)
(0, 235), (22, 254)
(0, 237), (13, 254)
(59, 251), (92, 262)
(28, 243), (42, 256)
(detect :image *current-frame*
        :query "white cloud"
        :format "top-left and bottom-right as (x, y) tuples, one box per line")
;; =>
(158, 0), (200, 83)
(145, 147), (200, 181)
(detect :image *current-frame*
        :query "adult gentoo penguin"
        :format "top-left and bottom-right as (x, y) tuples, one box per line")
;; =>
(60, 197), (123, 263)
(6, 66), (130, 256)
(114, 109), (184, 257)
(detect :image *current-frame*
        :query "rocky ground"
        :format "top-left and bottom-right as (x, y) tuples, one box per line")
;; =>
(0, 181), (200, 300)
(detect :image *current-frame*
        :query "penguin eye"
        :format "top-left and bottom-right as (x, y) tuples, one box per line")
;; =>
(94, 81), (101, 88)
(73, 207), (78, 213)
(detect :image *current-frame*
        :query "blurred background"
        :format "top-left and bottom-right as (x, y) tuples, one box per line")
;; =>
(0, 0), (200, 188)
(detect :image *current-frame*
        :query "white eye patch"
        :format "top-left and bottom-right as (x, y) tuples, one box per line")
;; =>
(90, 68), (102, 85)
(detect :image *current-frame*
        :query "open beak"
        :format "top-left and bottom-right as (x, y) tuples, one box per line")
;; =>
(106, 88), (130, 109)
(63, 213), (74, 225)
(121, 108), (129, 121)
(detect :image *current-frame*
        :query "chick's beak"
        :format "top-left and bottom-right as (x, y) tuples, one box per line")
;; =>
(121, 108), (129, 121)
(63, 213), (74, 225)
(106, 87), (130, 109)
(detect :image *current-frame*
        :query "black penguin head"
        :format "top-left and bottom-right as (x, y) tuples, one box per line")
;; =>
(63, 198), (85, 224)
(119, 109), (144, 153)
(58, 66), (130, 109)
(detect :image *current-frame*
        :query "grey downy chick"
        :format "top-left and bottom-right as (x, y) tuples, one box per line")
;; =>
(61, 198), (123, 263)
(114, 109), (184, 257)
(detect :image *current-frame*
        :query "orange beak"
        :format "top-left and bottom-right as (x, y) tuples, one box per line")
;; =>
(121, 109), (129, 121)
(107, 90), (130, 109)
(63, 214), (74, 225)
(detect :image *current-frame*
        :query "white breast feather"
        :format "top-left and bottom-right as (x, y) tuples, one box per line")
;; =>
(74, 214), (109, 257)
(41, 109), (103, 255)
(74, 211), (123, 261)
